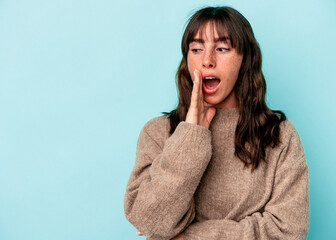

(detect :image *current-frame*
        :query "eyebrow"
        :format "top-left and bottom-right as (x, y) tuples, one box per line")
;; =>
(190, 36), (230, 44)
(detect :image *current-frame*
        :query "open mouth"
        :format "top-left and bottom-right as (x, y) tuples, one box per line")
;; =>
(203, 76), (221, 94)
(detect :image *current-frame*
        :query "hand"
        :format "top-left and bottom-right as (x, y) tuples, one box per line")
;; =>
(185, 69), (216, 129)
(136, 232), (153, 240)
(136, 231), (184, 240)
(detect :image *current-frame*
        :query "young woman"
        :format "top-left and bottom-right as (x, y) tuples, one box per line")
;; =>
(124, 6), (309, 240)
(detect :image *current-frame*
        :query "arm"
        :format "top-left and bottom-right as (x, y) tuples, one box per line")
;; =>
(183, 121), (309, 240)
(124, 119), (212, 240)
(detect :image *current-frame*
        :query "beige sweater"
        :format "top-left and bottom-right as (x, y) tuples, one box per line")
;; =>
(124, 108), (309, 240)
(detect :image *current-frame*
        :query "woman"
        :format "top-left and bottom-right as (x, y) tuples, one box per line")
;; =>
(124, 6), (309, 240)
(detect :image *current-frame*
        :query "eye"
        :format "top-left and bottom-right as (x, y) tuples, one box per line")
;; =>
(217, 48), (230, 52)
(190, 48), (202, 53)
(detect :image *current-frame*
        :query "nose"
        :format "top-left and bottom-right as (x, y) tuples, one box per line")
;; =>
(202, 50), (216, 68)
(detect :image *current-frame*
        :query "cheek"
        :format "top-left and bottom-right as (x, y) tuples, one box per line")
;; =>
(233, 58), (243, 74)
(226, 57), (243, 82)
(187, 56), (195, 79)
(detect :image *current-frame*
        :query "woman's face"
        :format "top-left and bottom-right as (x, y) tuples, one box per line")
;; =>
(187, 22), (243, 108)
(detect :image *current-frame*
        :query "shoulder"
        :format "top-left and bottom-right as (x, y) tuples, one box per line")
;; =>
(139, 114), (172, 149)
(142, 114), (171, 135)
(278, 119), (302, 146)
(277, 118), (306, 165)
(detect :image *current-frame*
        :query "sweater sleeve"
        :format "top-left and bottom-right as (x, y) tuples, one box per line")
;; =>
(183, 121), (309, 240)
(124, 119), (212, 240)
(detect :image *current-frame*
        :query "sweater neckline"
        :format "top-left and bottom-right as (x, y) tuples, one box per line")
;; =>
(210, 107), (239, 117)
(207, 107), (240, 125)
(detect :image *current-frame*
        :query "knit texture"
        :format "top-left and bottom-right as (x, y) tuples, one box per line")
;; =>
(124, 108), (309, 240)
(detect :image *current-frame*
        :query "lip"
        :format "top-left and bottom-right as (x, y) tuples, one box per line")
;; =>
(202, 73), (221, 94)
(202, 73), (220, 79)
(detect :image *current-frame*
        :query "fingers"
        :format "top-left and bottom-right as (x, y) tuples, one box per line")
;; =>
(186, 69), (204, 126)
(190, 70), (200, 108)
(194, 69), (204, 108)
(194, 69), (205, 114)
(186, 69), (216, 128)
(194, 69), (202, 97)
(186, 70), (201, 125)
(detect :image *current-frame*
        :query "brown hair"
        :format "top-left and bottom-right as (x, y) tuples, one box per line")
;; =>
(162, 6), (286, 172)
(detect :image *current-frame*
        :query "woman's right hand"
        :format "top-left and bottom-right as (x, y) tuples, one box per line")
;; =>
(185, 69), (216, 129)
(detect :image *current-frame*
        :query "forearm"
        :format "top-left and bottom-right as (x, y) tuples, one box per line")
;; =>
(124, 121), (212, 239)
(183, 160), (309, 240)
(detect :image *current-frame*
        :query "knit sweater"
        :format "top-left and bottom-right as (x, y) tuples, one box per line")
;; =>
(124, 108), (309, 240)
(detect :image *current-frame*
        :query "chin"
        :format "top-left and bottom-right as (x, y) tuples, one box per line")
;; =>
(204, 96), (224, 105)
(204, 91), (237, 108)
(204, 100), (221, 108)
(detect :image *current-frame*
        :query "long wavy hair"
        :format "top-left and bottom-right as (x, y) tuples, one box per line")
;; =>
(162, 6), (286, 172)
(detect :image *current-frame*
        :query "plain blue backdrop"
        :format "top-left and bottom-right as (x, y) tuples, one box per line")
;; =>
(0, 0), (335, 239)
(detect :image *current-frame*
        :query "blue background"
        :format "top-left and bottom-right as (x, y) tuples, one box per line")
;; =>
(0, 0), (335, 239)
